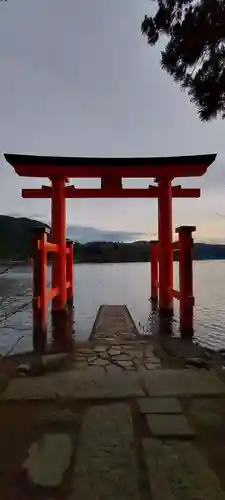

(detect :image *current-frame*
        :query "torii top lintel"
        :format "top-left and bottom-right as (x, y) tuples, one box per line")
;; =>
(4, 153), (216, 178)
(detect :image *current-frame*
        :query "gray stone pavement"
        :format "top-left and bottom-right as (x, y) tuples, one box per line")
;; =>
(23, 433), (72, 487)
(72, 341), (161, 370)
(137, 397), (182, 414)
(2, 364), (225, 401)
(1, 342), (225, 498)
(5, 393), (225, 499)
(1, 366), (144, 400)
(143, 439), (225, 500)
(146, 414), (196, 437)
(140, 368), (225, 397)
(70, 404), (140, 500)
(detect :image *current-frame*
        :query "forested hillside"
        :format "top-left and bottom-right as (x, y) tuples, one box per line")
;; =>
(0, 215), (225, 263)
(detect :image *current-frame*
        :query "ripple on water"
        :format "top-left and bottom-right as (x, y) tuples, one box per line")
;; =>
(0, 261), (225, 354)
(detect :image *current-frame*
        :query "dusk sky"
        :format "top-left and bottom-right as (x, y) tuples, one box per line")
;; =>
(0, 0), (225, 242)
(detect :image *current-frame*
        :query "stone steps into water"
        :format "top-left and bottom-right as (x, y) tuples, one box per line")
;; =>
(90, 304), (139, 341)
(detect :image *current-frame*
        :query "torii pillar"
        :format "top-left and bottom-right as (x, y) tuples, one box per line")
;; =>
(157, 178), (173, 315)
(51, 177), (70, 346)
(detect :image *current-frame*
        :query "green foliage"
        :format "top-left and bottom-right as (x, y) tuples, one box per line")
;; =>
(141, 0), (225, 121)
(75, 241), (151, 263)
(0, 215), (47, 261)
(0, 215), (225, 263)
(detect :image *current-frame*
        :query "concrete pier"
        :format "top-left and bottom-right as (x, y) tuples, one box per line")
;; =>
(91, 304), (139, 342)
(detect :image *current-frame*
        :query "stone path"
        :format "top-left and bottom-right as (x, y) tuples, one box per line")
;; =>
(24, 434), (73, 487)
(143, 440), (225, 500)
(72, 341), (161, 371)
(0, 342), (225, 498)
(70, 404), (140, 500)
(91, 305), (139, 341)
(140, 368), (225, 397)
(3, 359), (225, 401)
(1, 392), (225, 499)
(1, 366), (144, 400)
(137, 397), (183, 414)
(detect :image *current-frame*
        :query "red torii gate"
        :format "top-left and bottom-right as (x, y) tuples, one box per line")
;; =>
(4, 152), (216, 350)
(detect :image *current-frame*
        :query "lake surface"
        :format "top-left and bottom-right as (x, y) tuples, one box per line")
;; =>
(0, 261), (225, 355)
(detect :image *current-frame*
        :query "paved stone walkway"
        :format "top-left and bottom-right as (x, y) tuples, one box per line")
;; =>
(24, 434), (73, 487)
(3, 353), (225, 400)
(0, 342), (225, 498)
(143, 439), (225, 500)
(72, 341), (161, 371)
(70, 404), (140, 500)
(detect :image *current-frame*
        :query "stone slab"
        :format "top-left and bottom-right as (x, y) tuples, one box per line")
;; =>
(106, 364), (123, 375)
(143, 439), (225, 500)
(137, 397), (182, 414)
(117, 360), (135, 368)
(41, 353), (68, 366)
(0, 374), (10, 394)
(73, 361), (88, 370)
(94, 346), (107, 353)
(139, 369), (225, 397)
(23, 433), (72, 487)
(91, 304), (139, 341)
(132, 351), (143, 359)
(69, 403), (140, 500)
(114, 354), (131, 361)
(109, 347), (122, 355)
(38, 409), (79, 425)
(1, 367), (143, 400)
(86, 355), (97, 362)
(146, 414), (195, 437)
(144, 362), (161, 370)
(91, 358), (109, 366)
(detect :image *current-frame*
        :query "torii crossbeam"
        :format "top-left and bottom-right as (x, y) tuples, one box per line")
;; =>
(21, 185), (201, 198)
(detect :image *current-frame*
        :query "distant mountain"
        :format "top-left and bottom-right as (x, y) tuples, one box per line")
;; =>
(0, 215), (48, 261)
(67, 225), (144, 243)
(193, 243), (225, 260)
(1, 215), (225, 263)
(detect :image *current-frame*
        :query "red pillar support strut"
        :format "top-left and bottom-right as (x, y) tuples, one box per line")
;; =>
(66, 239), (74, 305)
(176, 225), (196, 337)
(66, 239), (74, 339)
(150, 241), (158, 303)
(158, 178), (173, 315)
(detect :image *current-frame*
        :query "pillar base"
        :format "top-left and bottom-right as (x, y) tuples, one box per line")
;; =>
(67, 296), (74, 310)
(33, 325), (47, 354)
(158, 305), (173, 317)
(51, 307), (73, 351)
(158, 315), (173, 336)
(67, 297), (75, 341)
(180, 327), (194, 340)
(150, 299), (158, 313)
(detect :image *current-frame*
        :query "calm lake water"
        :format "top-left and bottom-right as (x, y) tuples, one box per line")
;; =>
(0, 261), (225, 355)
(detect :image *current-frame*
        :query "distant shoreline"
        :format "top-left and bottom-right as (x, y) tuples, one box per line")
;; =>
(1, 216), (225, 265)
(1, 257), (225, 267)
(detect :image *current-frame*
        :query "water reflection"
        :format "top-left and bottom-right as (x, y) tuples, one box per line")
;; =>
(146, 302), (174, 337)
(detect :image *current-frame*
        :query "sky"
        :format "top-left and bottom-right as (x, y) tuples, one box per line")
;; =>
(0, 0), (225, 242)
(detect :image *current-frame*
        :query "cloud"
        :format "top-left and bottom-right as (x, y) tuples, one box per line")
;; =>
(0, 0), (224, 244)
(67, 225), (146, 243)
